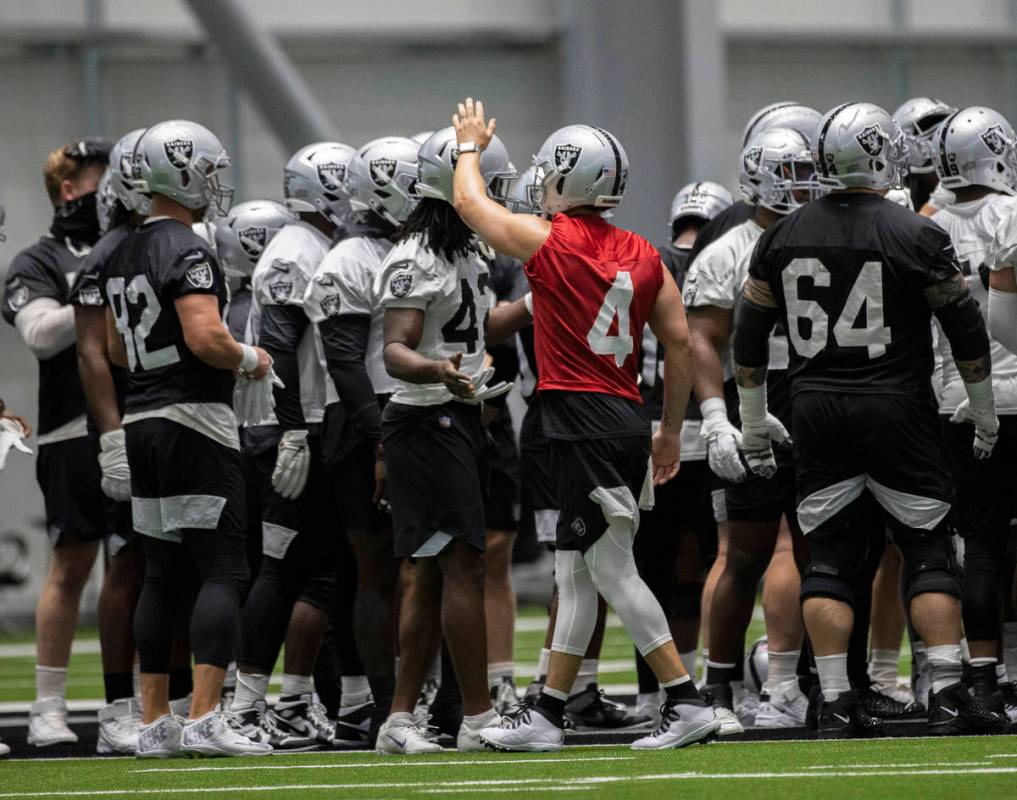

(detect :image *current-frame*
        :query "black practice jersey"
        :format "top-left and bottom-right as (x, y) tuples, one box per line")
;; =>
(685, 201), (755, 266)
(102, 218), (233, 413)
(748, 193), (961, 399)
(3, 235), (91, 434)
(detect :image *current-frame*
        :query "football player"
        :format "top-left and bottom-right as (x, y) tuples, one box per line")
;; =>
(304, 135), (421, 744)
(683, 127), (811, 734)
(2, 138), (110, 748)
(633, 181), (731, 720)
(451, 100), (717, 752)
(732, 102), (1005, 737)
(103, 120), (274, 757)
(373, 126), (530, 754)
(892, 97), (957, 215)
(933, 107), (1017, 720)
(230, 142), (356, 751)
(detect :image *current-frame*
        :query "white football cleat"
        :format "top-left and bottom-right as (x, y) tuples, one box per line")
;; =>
(478, 706), (564, 752)
(269, 693), (336, 746)
(180, 712), (273, 757)
(0, 737), (10, 758)
(457, 709), (501, 752)
(27, 698), (78, 746)
(136, 714), (183, 759)
(631, 698), (719, 750)
(713, 705), (744, 736)
(735, 691), (759, 727)
(97, 698), (141, 754)
(755, 681), (809, 729)
(376, 712), (443, 755)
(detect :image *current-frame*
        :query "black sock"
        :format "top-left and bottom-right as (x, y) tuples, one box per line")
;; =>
(664, 678), (703, 703)
(103, 672), (135, 704)
(536, 691), (566, 724)
(367, 674), (395, 717)
(169, 668), (193, 700)
(705, 664), (735, 686)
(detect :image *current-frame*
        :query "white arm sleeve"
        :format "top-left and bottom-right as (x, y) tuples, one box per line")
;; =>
(988, 287), (1017, 356)
(14, 298), (76, 360)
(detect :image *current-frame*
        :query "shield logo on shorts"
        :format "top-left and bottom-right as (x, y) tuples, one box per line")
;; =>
(317, 162), (346, 191)
(320, 293), (341, 317)
(855, 125), (885, 157)
(370, 158), (397, 187)
(238, 226), (267, 258)
(185, 262), (214, 289)
(981, 124), (1009, 156)
(389, 272), (413, 299)
(165, 139), (194, 169)
(554, 144), (582, 175)
(269, 281), (292, 303)
(438, 415), (452, 429)
(570, 517), (586, 537)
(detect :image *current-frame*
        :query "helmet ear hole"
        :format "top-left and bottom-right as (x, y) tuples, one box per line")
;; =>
(179, 170), (191, 189)
(555, 177), (566, 195)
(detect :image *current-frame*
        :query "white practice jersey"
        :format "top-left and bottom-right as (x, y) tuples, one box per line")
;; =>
(304, 234), (397, 396)
(377, 234), (492, 406)
(248, 220), (336, 425)
(933, 195), (1017, 414)
(681, 218), (789, 380)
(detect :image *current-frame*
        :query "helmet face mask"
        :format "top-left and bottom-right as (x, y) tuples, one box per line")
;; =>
(741, 127), (819, 214)
(933, 106), (1017, 196)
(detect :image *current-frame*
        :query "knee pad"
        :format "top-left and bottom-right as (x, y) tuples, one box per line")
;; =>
(298, 572), (336, 611)
(551, 549), (598, 657)
(668, 582), (703, 619)
(894, 523), (962, 602)
(799, 526), (867, 607)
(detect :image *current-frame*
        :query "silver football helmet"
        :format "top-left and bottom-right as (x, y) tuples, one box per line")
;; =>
(96, 171), (117, 234)
(344, 136), (421, 225)
(411, 130), (435, 145)
(506, 165), (539, 214)
(742, 102), (823, 147)
(415, 127), (516, 205)
(893, 97), (957, 174)
(670, 181), (734, 226)
(933, 106), (1017, 196)
(813, 102), (906, 191)
(531, 125), (628, 215)
(283, 141), (357, 227)
(214, 199), (295, 278)
(740, 127), (816, 214)
(133, 120), (233, 212)
(109, 128), (151, 215)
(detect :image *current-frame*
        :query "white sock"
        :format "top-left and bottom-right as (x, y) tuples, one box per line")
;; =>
(537, 648), (551, 681)
(232, 672), (269, 711)
(927, 643), (963, 694)
(969, 656), (996, 668)
(570, 659), (597, 695)
(868, 648), (899, 687)
(223, 662), (238, 691)
(1003, 622), (1017, 677)
(462, 708), (499, 729)
(637, 690), (662, 709)
(767, 650), (800, 693)
(542, 686), (568, 702)
(679, 650), (697, 679)
(487, 661), (514, 690)
(814, 654), (850, 701)
(36, 666), (68, 701)
(341, 675), (372, 707)
(281, 673), (313, 697)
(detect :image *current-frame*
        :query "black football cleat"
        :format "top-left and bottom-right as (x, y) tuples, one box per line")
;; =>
(814, 690), (885, 739)
(858, 685), (925, 720)
(927, 682), (1006, 735)
(565, 684), (651, 730)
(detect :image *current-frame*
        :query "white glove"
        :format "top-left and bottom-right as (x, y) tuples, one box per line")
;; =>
(462, 366), (514, 405)
(234, 369), (284, 427)
(736, 384), (790, 479)
(272, 429), (311, 499)
(950, 378), (999, 460)
(98, 429), (131, 501)
(700, 397), (747, 483)
(0, 418), (32, 471)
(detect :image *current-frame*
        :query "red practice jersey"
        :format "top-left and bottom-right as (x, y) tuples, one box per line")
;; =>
(525, 213), (664, 404)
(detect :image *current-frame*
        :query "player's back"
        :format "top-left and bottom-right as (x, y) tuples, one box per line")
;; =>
(750, 192), (960, 400)
(103, 217), (233, 413)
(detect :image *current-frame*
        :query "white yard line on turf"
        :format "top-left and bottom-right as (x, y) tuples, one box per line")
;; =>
(987, 754), (1017, 758)
(805, 762), (989, 769)
(131, 756), (636, 773)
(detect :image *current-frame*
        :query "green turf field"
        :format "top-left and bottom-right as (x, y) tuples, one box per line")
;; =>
(3, 736), (1015, 798)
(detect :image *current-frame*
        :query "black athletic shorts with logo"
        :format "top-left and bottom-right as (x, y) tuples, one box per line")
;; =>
(941, 413), (1017, 538)
(519, 401), (558, 546)
(482, 403), (521, 532)
(383, 399), (486, 558)
(36, 437), (108, 544)
(126, 417), (247, 542)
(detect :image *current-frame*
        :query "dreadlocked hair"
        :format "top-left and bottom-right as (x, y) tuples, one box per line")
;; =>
(396, 197), (474, 262)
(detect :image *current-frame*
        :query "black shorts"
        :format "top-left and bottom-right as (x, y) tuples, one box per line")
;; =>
(723, 463), (797, 524)
(125, 418), (247, 543)
(482, 404), (521, 532)
(793, 391), (953, 535)
(550, 434), (651, 554)
(520, 440), (558, 545)
(942, 413), (1017, 537)
(330, 440), (389, 536)
(639, 459), (717, 562)
(36, 437), (107, 544)
(383, 400), (486, 559)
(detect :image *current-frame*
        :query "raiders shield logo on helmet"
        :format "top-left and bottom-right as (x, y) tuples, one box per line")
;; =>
(981, 124), (1009, 156)
(554, 144), (582, 175)
(185, 262), (214, 289)
(119, 151), (134, 180)
(238, 226), (267, 258)
(742, 147), (763, 176)
(389, 272), (413, 299)
(317, 162), (346, 192)
(855, 125), (885, 158)
(165, 139), (194, 169)
(370, 158), (397, 187)
(319, 293), (341, 318)
(269, 281), (293, 303)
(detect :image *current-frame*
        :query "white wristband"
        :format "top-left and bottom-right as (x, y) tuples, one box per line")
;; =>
(736, 383), (768, 426)
(239, 344), (259, 373)
(965, 375), (996, 414)
(524, 292), (533, 315)
(699, 396), (729, 425)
